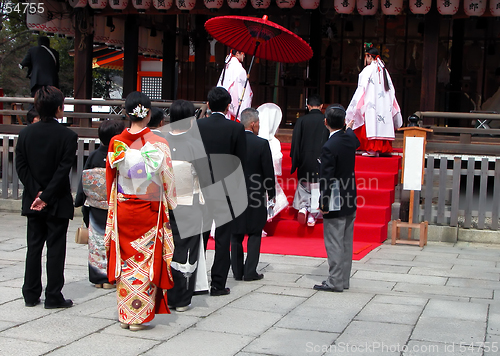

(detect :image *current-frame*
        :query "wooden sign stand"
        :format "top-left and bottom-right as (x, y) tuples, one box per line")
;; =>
(391, 126), (433, 247)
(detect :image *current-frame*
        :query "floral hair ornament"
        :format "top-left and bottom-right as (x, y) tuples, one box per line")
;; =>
(129, 104), (150, 119)
(364, 42), (374, 52)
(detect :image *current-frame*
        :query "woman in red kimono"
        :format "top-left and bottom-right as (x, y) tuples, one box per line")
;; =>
(105, 91), (176, 331)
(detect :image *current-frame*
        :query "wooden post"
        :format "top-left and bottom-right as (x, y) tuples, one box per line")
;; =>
(392, 126), (433, 247)
(73, 8), (94, 127)
(162, 16), (177, 100)
(420, 8), (440, 125)
(123, 15), (139, 98)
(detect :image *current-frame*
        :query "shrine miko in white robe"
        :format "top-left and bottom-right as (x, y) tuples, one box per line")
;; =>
(345, 46), (403, 156)
(217, 50), (253, 122)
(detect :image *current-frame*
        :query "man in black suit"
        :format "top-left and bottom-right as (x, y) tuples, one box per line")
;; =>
(314, 105), (359, 293)
(231, 108), (275, 281)
(20, 36), (59, 97)
(290, 94), (329, 227)
(196, 87), (247, 296)
(16, 86), (77, 308)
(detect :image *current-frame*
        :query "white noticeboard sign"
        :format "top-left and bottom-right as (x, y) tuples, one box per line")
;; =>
(403, 136), (425, 191)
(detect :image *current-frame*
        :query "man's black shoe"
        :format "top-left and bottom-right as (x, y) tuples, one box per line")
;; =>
(313, 281), (343, 292)
(25, 299), (41, 307)
(210, 287), (230, 296)
(44, 299), (73, 309)
(243, 273), (264, 281)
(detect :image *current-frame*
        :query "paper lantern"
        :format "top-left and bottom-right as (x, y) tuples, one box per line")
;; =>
(26, 2), (47, 32)
(88, 0), (108, 10)
(409, 0), (431, 14)
(153, 0), (174, 10)
(381, 0), (402, 14)
(334, 0), (356, 13)
(105, 18), (125, 48)
(43, 0), (63, 35)
(176, 0), (196, 10)
(464, 0), (486, 16)
(204, 0), (224, 9)
(437, 0), (459, 15)
(227, 0), (248, 8)
(132, 0), (152, 11)
(68, 0), (87, 7)
(357, 0), (379, 15)
(276, 0), (296, 8)
(300, 0), (320, 9)
(250, 0), (270, 8)
(93, 16), (109, 44)
(109, 0), (128, 10)
(57, 16), (75, 38)
(489, 0), (500, 16)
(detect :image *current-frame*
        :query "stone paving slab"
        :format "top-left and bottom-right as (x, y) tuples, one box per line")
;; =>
(0, 211), (499, 355)
(410, 316), (486, 345)
(242, 327), (338, 356)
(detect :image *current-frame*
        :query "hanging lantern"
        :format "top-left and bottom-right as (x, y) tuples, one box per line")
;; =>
(43, 0), (63, 35)
(153, 0), (174, 10)
(464, 0), (486, 16)
(334, 0), (356, 14)
(227, 0), (248, 9)
(381, 0), (402, 14)
(276, 0), (296, 8)
(88, 0), (108, 10)
(93, 16), (109, 44)
(205, 0), (225, 9)
(300, 0), (320, 9)
(357, 0), (379, 15)
(489, 0), (500, 16)
(409, 0), (431, 14)
(68, 0), (87, 7)
(26, 1), (47, 32)
(437, 0), (459, 15)
(105, 18), (125, 48)
(109, 0), (129, 10)
(56, 16), (75, 38)
(176, 0), (196, 10)
(132, 0), (152, 11)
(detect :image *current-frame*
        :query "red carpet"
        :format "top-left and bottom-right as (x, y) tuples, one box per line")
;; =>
(207, 236), (379, 260)
(207, 143), (401, 261)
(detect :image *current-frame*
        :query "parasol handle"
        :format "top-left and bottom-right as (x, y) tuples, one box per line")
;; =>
(235, 42), (260, 120)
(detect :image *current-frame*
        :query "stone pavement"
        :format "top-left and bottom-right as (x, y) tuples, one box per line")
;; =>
(0, 211), (499, 356)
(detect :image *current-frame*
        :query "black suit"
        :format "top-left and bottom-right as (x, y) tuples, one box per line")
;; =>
(290, 109), (329, 183)
(318, 128), (360, 291)
(20, 45), (60, 97)
(196, 112), (247, 290)
(231, 131), (276, 280)
(16, 119), (77, 305)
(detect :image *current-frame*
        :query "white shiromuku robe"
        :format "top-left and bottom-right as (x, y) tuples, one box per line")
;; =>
(217, 56), (253, 121)
(346, 58), (403, 140)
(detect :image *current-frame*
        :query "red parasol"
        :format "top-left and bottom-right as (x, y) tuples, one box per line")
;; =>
(205, 15), (313, 64)
(205, 15), (313, 118)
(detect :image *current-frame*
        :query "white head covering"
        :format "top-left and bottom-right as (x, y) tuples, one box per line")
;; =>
(257, 103), (283, 175)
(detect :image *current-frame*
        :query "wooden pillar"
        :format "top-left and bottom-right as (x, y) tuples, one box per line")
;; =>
(162, 15), (177, 100)
(448, 18), (465, 124)
(123, 15), (139, 98)
(420, 8), (440, 126)
(309, 10), (322, 90)
(194, 15), (208, 102)
(73, 9), (93, 127)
